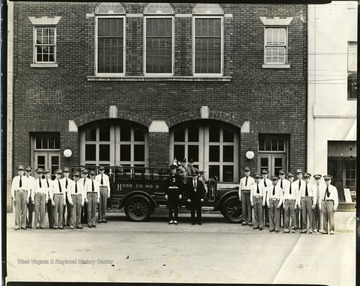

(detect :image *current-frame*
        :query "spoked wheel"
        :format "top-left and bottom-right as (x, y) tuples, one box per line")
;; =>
(125, 195), (152, 222)
(222, 196), (243, 223)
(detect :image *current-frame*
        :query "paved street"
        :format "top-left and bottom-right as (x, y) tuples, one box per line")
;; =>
(6, 211), (355, 285)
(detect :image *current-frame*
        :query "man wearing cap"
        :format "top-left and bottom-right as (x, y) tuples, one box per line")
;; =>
(283, 172), (297, 233)
(312, 174), (323, 232)
(178, 158), (188, 184)
(32, 169), (47, 229)
(298, 172), (316, 234)
(266, 176), (283, 233)
(79, 169), (89, 224)
(293, 169), (305, 229)
(52, 169), (66, 229)
(95, 166), (111, 223)
(166, 165), (182, 225)
(61, 167), (73, 227)
(11, 165), (29, 230)
(86, 170), (100, 228)
(44, 169), (54, 229)
(319, 175), (339, 235)
(261, 170), (272, 227)
(239, 167), (255, 225)
(68, 171), (84, 229)
(250, 174), (266, 230)
(25, 166), (36, 228)
(187, 171), (206, 225)
(186, 159), (199, 177)
(278, 170), (289, 230)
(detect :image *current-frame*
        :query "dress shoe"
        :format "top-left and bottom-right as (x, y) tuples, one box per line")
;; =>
(275, 230), (279, 233)
(36, 226), (40, 229)
(77, 225), (83, 229)
(259, 228), (263, 231)
(40, 227), (44, 229)
(198, 222), (202, 225)
(300, 229), (307, 233)
(88, 224), (92, 228)
(284, 230), (290, 233)
(53, 226), (58, 229)
(242, 221), (248, 225)
(191, 222), (196, 225)
(330, 231), (334, 235)
(169, 220), (174, 224)
(21, 227), (26, 230)
(174, 221), (178, 225)
(92, 224), (96, 228)
(102, 220), (107, 223)
(253, 226), (259, 230)
(98, 220), (102, 224)
(269, 229), (274, 232)
(15, 227), (20, 231)
(70, 226), (74, 229)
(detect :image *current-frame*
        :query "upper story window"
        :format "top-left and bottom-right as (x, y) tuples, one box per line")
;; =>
(193, 4), (224, 76)
(144, 3), (175, 75)
(348, 41), (357, 100)
(95, 3), (126, 76)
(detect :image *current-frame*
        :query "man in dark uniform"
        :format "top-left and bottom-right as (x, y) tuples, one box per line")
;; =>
(165, 165), (182, 225)
(187, 171), (206, 225)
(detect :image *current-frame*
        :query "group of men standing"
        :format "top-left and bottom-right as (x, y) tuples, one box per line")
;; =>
(239, 167), (339, 235)
(10, 165), (111, 230)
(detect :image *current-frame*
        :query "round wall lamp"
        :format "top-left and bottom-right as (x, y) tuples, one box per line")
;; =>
(245, 151), (255, 160)
(63, 148), (72, 158)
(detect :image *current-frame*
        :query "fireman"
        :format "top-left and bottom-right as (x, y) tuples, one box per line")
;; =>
(165, 164), (182, 225)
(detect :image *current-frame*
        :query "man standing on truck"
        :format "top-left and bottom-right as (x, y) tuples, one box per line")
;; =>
(165, 165), (182, 225)
(187, 171), (206, 225)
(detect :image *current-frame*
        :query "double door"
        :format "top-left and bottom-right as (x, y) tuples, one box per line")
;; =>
(34, 152), (60, 179)
(258, 154), (287, 177)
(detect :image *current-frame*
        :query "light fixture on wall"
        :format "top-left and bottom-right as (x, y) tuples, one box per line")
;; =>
(63, 148), (72, 158)
(245, 150), (255, 160)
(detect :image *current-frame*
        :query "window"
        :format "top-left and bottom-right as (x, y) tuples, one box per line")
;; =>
(264, 27), (287, 64)
(95, 3), (126, 76)
(34, 27), (56, 63)
(144, 3), (174, 75)
(34, 134), (60, 150)
(193, 4), (223, 76)
(348, 42), (357, 100)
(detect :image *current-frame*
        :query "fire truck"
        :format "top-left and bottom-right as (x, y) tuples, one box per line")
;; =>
(73, 166), (242, 223)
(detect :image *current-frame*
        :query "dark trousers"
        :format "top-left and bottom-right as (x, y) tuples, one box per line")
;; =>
(168, 189), (179, 220)
(294, 207), (302, 229)
(241, 190), (252, 223)
(81, 202), (88, 224)
(191, 199), (202, 223)
(253, 197), (263, 228)
(301, 197), (313, 231)
(27, 197), (34, 227)
(87, 193), (98, 225)
(312, 201), (320, 231)
(47, 199), (54, 228)
(263, 206), (269, 226)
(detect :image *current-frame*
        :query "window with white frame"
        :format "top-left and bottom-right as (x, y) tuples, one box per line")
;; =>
(34, 27), (56, 63)
(264, 27), (287, 64)
(95, 3), (126, 75)
(193, 4), (224, 75)
(144, 3), (174, 75)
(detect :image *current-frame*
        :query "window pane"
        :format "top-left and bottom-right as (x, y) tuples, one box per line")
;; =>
(85, 144), (96, 161)
(134, 127), (145, 141)
(174, 128), (185, 142)
(120, 145), (131, 161)
(223, 129), (234, 142)
(134, 145), (145, 161)
(209, 126), (220, 142)
(260, 157), (268, 169)
(120, 126), (131, 141)
(36, 137), (42, 149)
(174, 145), (185, 161)
(278, 139), (285, 151)
(265, 139), (271, 151)
(209, 146), (220, 162)
(85, 128), (97, 141)
(49, 137), (54, 149)
(37, 155), (45, 165)
(272, 139), (278, 151)
(259, 138), (264, 151)
(188, 145), (199, 162)
(55, 136), (60, 149)
(209, 165), (219, 180)
(99, 126), (110, 141)
(223, 146), (234, 162)
(99, 144), (110, 161)
(188, 126), (199, 142)
(223, 166), (234, 182)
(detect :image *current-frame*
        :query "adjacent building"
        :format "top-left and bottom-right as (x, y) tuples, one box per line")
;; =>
(7, 2), (308, 210)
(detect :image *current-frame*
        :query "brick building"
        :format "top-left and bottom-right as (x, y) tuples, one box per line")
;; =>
(7, 2), (308, 210)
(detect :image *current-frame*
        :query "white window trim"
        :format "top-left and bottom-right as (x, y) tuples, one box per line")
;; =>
(143, 16), (175, 77)
(95, 15), (126, 77)
(263, 26), (289, 66)
(192, 16), (224, 77)
(33, 26), (57, 65)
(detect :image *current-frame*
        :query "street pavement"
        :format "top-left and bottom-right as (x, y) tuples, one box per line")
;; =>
(5, 211), (356, 285)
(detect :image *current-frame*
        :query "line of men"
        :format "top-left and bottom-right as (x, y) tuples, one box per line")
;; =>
(10, 165), (111, 230)
(239, 167), (339, 234)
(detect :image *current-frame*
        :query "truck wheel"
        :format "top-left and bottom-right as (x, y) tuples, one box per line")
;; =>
(125, 195), (152, 222)
(222, 196), (242, 223)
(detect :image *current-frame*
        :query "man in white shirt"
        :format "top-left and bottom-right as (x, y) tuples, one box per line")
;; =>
(319, 175), (339, 235)
(278, 170), (289, 228)
(283, 172), (297, 233)
(52, 169), (66, 229)
(32, 168), (48, 229)
(293, 169), (305, 229)
(10, 165), (29, 230)
(44, 169), (54, 229)
(25, 166), (36, 228)
(299, 172), (316, 234)
(86, 170), (100, 228)
(312, 174), (323, 232)
(79, 169), (89, 224)
(68, 171), (84, 229)
(267, 176), (283, 233)
(261, 169), (272, 227)
(239, 166), (255, 225)
(61, 167), (73, 227)
(250, 174), (266, 230)
(96, 166), (111, 223)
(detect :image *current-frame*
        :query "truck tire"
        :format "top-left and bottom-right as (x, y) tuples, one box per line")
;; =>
(125, 195), (152, 222)
(222, 196), (242, 223)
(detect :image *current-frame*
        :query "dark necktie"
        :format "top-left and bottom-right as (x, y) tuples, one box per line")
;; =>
(264, 180), (267, 188)
(92, 180), (95, 192)
(66, 178), (68, 188)
(75, 183), (78, 194)
(39, 179), (42, 188)
(299, 180), (301, 189)
(101, 175), (103, 185)
(305, 184), (308, 196)
(83, 178), (86, 187)
(58, 180), (62, 193)
(326, 186), (330, 199)
(245, 177), (248, 186)
(19, 176), (22, 188)
(289, 184), (292, 195)
(280, 179), (283, 189)
(257, 183), (259, 194)
(272, 186), (275, 196)
(46, 179), (49, 188)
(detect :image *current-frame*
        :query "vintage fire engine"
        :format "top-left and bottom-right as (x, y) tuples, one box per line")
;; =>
(72, 166), (242, 223)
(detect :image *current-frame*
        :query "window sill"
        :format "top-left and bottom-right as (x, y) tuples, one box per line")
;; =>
(31, 63), (58, 68)
(262, 64), (290, 69)
(87, 76), (232, 82)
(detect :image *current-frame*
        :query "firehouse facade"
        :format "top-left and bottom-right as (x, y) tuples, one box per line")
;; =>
(7, 2), (308, 210)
